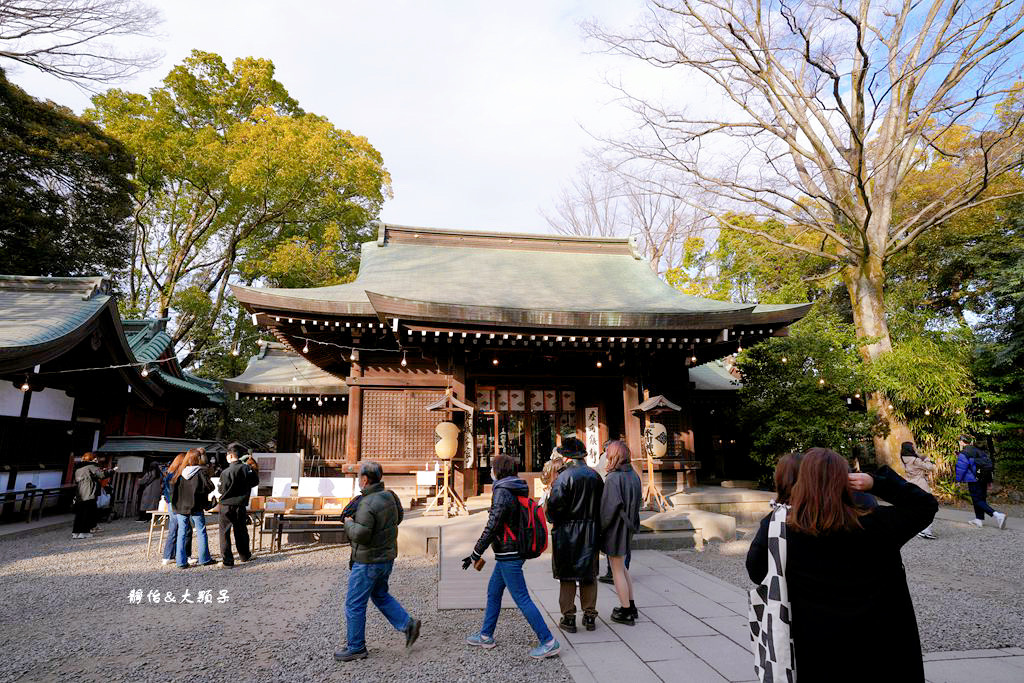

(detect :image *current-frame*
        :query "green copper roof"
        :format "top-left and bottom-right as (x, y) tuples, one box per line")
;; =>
(0, 277), (222, 405)
(235, 224), (746, 315)
(690, 361), (741, 392)
(0, 276), (112, 351)
(224, 342), (347, 396)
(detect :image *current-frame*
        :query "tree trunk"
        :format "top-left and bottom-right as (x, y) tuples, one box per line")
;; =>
(843, 258), (914, 472)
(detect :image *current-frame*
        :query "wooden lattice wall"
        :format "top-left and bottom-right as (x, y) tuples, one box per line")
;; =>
(360, 389), (445, 461)
(278, 409), (348, 462)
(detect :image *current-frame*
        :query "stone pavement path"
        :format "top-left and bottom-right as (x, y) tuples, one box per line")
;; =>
(438, 518), (1024, 683)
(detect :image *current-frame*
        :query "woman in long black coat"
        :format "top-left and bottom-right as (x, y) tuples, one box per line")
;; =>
(546, 437), (604, 633)
(746, 448), (937, 682)
(599, 440), (642, 625)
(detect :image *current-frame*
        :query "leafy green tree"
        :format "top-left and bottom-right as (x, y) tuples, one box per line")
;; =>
(86, 50), (391, 361)
(590, 1), (1024, 466)
(735, 310), (880, 469)
(0, 68), (134, 275)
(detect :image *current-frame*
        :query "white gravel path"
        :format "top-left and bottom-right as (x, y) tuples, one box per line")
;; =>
(668, 515), (1024, 653)
(0, 520), (568, 683)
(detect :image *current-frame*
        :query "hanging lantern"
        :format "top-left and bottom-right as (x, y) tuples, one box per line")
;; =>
(434, 421), (460, 460)
(643, 422), (669, 458)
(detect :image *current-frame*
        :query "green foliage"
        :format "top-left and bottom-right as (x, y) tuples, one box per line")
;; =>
(735, 309), (880, 469)
(86, 50), (391, 359)
(187, 394), (277, 446)
(0, 68), (134, 276)
(667, 215), (843, 309)
(867, 334), (974, 477)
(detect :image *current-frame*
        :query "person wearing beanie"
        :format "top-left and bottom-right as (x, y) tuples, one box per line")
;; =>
(546, 436), (604, 633)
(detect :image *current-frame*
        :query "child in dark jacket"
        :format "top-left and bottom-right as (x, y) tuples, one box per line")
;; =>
(464, 455), (560, 659)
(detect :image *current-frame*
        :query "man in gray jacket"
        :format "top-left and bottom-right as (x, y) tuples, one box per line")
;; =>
(335, 460), (421, 662)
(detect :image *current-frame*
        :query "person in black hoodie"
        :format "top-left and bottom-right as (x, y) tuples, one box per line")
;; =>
(170, 449), (216, 568)
(464, 455), (561, 659)
(217, 443), (260, 567)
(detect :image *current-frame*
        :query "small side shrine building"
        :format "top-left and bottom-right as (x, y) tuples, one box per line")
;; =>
(0, 276), (222, 510)
(231, 224), (809, 497)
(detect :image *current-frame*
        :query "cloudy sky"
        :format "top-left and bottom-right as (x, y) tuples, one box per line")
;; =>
(9, 0), (674, 234)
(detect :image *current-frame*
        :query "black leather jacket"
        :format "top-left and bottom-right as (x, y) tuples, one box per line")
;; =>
(472, 476), (529, 561)
(546, 458), (604, 581)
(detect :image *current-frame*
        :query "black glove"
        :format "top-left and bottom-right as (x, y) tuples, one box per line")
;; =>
(462, 555), (473, 570)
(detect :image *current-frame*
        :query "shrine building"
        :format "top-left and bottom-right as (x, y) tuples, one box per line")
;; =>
(230, 224), (809, 498)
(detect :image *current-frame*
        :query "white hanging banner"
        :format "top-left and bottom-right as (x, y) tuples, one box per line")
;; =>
(585, 406), (600, 467)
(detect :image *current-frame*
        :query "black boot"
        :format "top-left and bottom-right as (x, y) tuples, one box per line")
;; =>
(598, 568), (614, 585)
(558, 614), (577, 633)
(610, 606), (635, 626)
(627, 600), (638, 620)
(582, 614), (596, 631)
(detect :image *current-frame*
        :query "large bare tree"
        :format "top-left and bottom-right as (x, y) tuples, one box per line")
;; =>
(0, 0), (160, 85)
(588, 0), (1024, 465)
(543, 162), (714, 274)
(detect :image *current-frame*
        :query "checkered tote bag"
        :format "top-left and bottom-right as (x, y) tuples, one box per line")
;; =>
(748, 504), (796, 682)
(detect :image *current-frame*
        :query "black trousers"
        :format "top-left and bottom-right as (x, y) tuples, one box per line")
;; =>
(968, 481), (996, 520)
(219, 504), (251, 564)
(73, 499), (97, 534)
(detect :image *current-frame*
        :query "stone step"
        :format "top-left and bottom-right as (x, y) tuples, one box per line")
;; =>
(631, 530), (697, 551)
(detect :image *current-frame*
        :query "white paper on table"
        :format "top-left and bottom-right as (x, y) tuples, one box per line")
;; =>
(415, 470), (437, 486)
(297, 477), (354, 497)
(271, 477), (294, 497)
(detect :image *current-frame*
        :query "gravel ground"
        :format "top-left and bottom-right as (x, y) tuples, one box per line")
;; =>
(0, 520), (567, 683)
(668, 512), (1024, 653)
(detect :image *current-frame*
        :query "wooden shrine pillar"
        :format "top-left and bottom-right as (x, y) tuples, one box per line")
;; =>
(622, 376), (643, 464)
(451, 356), (476, 498)
(345, 352), (363, 465)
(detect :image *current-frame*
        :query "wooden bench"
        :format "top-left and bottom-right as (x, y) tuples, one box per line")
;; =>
(261, 496), (351, 552)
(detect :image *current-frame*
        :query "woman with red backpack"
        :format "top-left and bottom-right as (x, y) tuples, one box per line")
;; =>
(463, 455), (561, 659)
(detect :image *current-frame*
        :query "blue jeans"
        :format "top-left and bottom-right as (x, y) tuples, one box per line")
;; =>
(481, 559), (553, 644)
(163, 513), (192, 561)
(175, 513), (212, 567)
(345, 561), (411, 652)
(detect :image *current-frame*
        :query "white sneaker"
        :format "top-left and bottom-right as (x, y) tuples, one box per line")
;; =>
(969, 519), (983, 528)
(188, 558), (198, 566)
(161, 558), (172, 566)
(71, 533), (81, 539)
(993, 511), (1007, 530)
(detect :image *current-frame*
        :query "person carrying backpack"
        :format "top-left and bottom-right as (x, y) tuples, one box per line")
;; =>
(464, 454), (561, 659)
(955, 435), (1007, 529)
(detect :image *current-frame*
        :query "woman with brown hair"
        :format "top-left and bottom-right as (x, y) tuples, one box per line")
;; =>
(170, 449), (216, 568)
(746, 448), (937, 682)
(599, 440), (642, 625)
(772, 451), (804, 506)
(161, 453), (190, 565)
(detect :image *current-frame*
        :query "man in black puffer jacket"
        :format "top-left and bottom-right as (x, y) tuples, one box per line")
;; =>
(547, 437), (604, 633)
(335, 461), (421, 662)
(217, 443), (260, 567)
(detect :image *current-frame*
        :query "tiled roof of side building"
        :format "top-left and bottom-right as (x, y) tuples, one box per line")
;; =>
(0, 275), (112, 351)
(224, 342), (348, 396)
